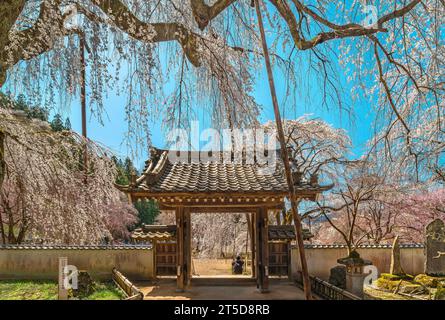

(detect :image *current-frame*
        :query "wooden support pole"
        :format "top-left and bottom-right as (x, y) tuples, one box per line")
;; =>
(254, 0), (313, 299)
(79, 35), (88, 178)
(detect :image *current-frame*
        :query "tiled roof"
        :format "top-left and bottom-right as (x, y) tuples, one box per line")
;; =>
(118, 147), (332, 194)
(292, 243), (424, 249)
(0, 244), (152, 250)
(268, 225), (313, 241)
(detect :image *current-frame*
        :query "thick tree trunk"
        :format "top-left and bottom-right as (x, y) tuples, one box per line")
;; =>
(0, 131), (5, 244)
(0, 131), (4, 190)
(0, 1), (26, 85)
(254, 0), (312, 300)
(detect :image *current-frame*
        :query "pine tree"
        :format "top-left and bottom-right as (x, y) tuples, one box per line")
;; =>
(124, 157), (136, 177)
(15, 94), (29, 112)
(134, 200), (159, 225)
(64, 117), (72, 130)
(0, 93), (48, 121)
(113, 156), (129, 185)
(113, 156), (159, 225)
(50, 114), (65, 132)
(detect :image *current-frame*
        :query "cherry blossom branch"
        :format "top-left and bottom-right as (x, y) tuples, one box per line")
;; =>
(190, 0), (238, 30)
(268, 0), (421, 50)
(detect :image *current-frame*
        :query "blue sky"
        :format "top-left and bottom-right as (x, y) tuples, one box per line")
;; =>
(64, 45), (375, 170)
(2, 44), (375, 171)
(2, 5), (377, 171)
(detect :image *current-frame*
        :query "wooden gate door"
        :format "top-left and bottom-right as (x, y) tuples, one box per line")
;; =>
(156, 241), (177, 276)
(268, 241), (289, 276)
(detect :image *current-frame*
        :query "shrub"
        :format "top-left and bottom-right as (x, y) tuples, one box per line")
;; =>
(434, 284), (445, 300)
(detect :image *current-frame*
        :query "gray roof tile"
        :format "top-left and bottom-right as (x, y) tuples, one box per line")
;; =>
(121, 148), (332, 194)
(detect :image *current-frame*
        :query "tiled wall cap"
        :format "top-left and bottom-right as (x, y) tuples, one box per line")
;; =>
(294, 243), (424, 249)
(0, 244), (152, 250)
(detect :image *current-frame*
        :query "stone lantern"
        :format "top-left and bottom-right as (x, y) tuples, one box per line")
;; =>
(337, 250), (372, 298)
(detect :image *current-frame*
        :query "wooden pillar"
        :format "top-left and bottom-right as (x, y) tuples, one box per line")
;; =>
(256, 207), (269, 292)
(176, 206), (185, 291)
(176, 206), (191, 291)
(250, 212), (256, 278)
(183, 207), (192, 289)
(255, 209), (261, 289)
(153, 239), (157, 279)
(261, 207), (269, 291)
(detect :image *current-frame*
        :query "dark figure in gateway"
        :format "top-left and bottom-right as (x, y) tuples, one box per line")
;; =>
(232, 255), (245, 275)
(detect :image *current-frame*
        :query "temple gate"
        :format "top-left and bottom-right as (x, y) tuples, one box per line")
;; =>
(118, 147), (329, 292)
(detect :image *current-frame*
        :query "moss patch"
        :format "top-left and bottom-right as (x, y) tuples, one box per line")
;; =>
(82, 282), (123, 300)
(375, 278), (402, 291)
(380, 273), (402, 281)
(364, 286), (417, 300)
(0, 280), (123, 300)
(0, 280), (58, 300)
(380, 273), (413, 281)
(434, 283), (445, 300)
(414, 274), (445, 288)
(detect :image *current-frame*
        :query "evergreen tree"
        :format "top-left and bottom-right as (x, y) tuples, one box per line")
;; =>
(64, 117), (72, 130)
(113, 156), (159, 226)
(50, 114), (65, 132)
(0, 93), (48, 121)
(15, 94), (29, 112)
(134, 200), (159, 225)
(112, 156), (130, 185)
(124, 157), (137, 177)
(28, 105), (49, 121)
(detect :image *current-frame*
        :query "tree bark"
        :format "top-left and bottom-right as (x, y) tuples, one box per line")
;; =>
(0, 131), (4, 191)
(0, 0), (26, 85)
(0, 0), (422, 88)
(0, 132), (5, 244)
(254, 0), (312, 300)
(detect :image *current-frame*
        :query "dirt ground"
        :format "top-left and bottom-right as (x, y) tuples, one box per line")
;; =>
(135, 279), (306, 300)
(136, 258), (303, 300)
(192, 258), (252, 276)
